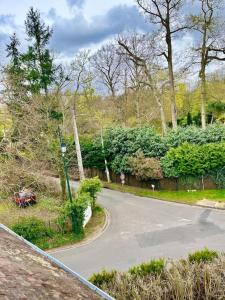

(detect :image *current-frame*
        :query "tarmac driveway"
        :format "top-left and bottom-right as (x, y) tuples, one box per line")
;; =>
(50, 185), (225, 278)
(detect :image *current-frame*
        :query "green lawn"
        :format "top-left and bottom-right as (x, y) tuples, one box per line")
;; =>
(0, 196), (106, 250)
(103, 182), (225, 205)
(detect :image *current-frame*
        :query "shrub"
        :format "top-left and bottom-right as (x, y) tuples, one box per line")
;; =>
(93, 253), (225, 300)
(161, 142), (225, 178)
(111, 154), (132, 174)
(78, 177), (102, 208)
(128, 152), (163, 180)
(164, 123), (225, 148)
(11, 217), (52, 242)
(103, 126), (167, 174)
(104, 126), (167, 158)
(188, 248), (218, 263)
(89, 269), (117, 287)
(128, 259), (165, 277)
(80, 138), (105, 170)
(58, 192), (91, 234)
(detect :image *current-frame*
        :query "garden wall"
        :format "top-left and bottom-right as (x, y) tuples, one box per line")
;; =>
(84, 169), (217, 191)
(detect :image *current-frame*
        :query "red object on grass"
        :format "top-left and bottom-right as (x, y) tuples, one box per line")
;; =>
(13, 191), (37, 208)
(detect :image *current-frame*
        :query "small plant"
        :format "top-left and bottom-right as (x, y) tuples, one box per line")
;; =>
(128, 259), (165, 277)
(188, 248), (218, 263)
(89, 269), (117, 287)
(78, 177), (102, 208)
(11, 217), (53, 243)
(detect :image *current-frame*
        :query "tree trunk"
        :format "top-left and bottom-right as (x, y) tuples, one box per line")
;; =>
(100, 127), (111, 183)
(200, 26), (207, 130)
(200, 73), (207, 129)
(155, 95), (167, 136)
(71, 107), (85, 180)
(167, 37), (177, 131)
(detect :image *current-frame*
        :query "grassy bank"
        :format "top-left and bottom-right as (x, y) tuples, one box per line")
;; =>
(103, 182), (225, 204)
(0, 196), (106, 250)
(36, 205), (106, 250)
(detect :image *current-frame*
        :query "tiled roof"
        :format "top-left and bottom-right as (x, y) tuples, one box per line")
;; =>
(0, 225), (113, 300)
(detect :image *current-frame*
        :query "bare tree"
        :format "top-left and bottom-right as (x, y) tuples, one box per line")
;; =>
(118, 34), (168, 135)
(136, 0), (188, 130)
(91, 43), (122, 98)
(191, 0), (225, 129)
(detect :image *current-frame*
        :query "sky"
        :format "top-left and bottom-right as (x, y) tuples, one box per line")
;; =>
(0, 0), (224, 82)
(0, 0), (152, 64)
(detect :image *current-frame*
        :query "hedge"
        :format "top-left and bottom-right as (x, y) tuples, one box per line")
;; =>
(161, 142), (225, 178)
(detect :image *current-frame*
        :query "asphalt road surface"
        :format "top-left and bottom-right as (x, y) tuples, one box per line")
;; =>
(51, 185), (225, 278)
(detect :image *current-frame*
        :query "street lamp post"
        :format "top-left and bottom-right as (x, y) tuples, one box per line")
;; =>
(60, 142), (73, 205)
(59, 137), (78, 234)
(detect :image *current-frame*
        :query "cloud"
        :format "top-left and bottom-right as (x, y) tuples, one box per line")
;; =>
(66, 0), (85, 9)
(50, 4), (151, 55)
(0, 14), (15, 27)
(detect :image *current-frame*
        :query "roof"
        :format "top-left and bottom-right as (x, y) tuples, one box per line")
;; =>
(0, 224), (113, 300)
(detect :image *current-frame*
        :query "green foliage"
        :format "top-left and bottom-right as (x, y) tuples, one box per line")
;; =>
(164, 124), (225, 148)
(102, 126), (167, 174)
(36, 232), (84, 250)
(6, 7), (56, 95)
(161, 142), (225, 178)
(104, 126), (167, 159)
(128, 152), (163, 180)
(78, 177), (102, 208)
(211, 167), (225, 188)
(89, 269), (117, 287)
(111, 154), (132, 174)
(188, 248), (218, 263)
(208, 101), (225, 118)
(11, 217), (52, 243)
(128, 259), (165, 277)
(58, 193), (91, 234)
(82, 124), (225, 176)
(80, 138), (105, 170)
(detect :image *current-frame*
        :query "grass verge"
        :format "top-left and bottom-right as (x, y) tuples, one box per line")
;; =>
(103, 182), (225, 205)
(34, 205), (106, 250)
(0, 195), (106, 250)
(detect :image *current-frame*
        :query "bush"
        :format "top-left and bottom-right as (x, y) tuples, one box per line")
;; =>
(80, 138), (105, 170)
(89, 269), (117, 287)
(128, 259), (165, 277)
(111, 154), (132, 174)
(58, 192), (91, 234)
(164, 123), (225, 148)
(11, 217), (52, 243)
(128, 152), (163, 180)
(188, 248), (218, 263)
(78, 177), (102, 208)
(161, 142), (225, 178)
(103, 126), (167, 174)
(93, 252), (225, 300)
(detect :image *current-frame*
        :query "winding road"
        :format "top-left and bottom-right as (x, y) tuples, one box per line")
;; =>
(50, 184), (225, 278)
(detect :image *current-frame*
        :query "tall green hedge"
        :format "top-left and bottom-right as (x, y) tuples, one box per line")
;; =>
(66, 124), (225, 176)
(161, 143), (225, 178)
